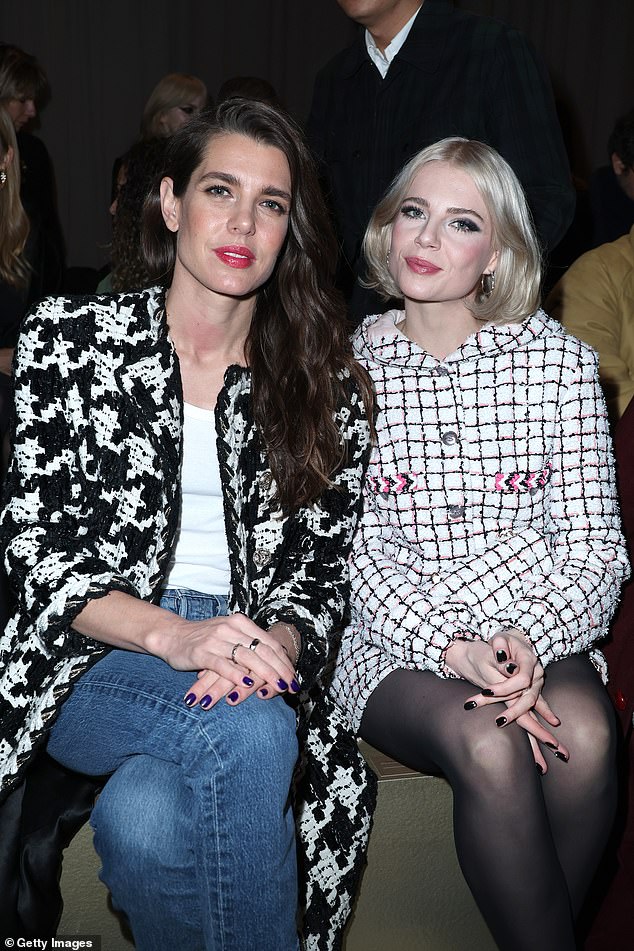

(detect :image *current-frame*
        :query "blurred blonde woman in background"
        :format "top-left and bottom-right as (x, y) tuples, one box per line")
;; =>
(140, 72), (208, 139)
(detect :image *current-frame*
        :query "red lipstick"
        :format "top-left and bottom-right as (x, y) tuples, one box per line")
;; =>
(214, 245), (255, 268)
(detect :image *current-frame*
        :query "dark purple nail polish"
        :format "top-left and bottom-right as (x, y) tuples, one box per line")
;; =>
(242, 676), (254, 687)
(554, 751), (569, 763)
(536, 763), (544, 775)
(496, 716), (507, 728)
(464, 700), (477, 710)
(506, 663), (517, 674)
(259, 688), (269, 697)
(200, 695), (212, 709)
(496, 649), (508, 663)
(276, 679), (288, 691)
(228, 691), (239, 702)
(184, 693), (196, 706)
(290, 679), (301, 692)
(481, 689), (495, 697)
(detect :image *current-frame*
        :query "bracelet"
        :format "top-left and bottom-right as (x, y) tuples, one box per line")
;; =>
(275, 622), (301, 662)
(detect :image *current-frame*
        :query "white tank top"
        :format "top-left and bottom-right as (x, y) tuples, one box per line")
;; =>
(165, 402), (231, 595)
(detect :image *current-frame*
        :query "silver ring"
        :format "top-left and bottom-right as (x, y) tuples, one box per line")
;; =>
(230, 643), (241, 664)
(248, 638), (261, 652)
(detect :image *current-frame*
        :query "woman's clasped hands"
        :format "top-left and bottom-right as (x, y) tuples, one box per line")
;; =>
(156, 612), (301, 710)
(445, 629), (569, 774)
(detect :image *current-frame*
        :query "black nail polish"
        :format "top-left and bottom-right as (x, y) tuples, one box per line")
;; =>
(496, 716), (507, 728)
(464, 700), (477, 710)
(200, 695), (212, 709)
(496, 649), (508, 663)
(544, 742), (558, 750)
(290, 679), (301, 692)
(242, 676), (254, 687)
(536, 763), (544, 775)
(481, 689), (495, 697)
(276, 679), (288, 691)
(506, 663), (517, 674)
(554, 751), (569, 763)
(184, 693), (196, 706)
(228, 691), (239, 702)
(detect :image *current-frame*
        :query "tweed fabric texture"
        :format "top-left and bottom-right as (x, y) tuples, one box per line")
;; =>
(330, 309), (629, 734)
(0, 285), (372, 781)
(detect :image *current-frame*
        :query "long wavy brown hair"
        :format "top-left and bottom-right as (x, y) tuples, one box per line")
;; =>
(0, 106), (29, 288)
(142, 99), (373, 512)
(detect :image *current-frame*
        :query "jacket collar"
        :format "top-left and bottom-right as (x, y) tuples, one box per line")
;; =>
(339, 0), (453, 80)
(353, 307), (560, 369)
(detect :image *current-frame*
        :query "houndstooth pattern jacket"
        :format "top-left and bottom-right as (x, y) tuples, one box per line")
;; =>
(0, 287), (376, 949)
(329, 309), (629, 734)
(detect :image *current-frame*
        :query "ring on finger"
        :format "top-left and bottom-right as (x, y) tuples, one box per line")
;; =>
(230, 643), (241, 664)
(248, 638), (260, 652)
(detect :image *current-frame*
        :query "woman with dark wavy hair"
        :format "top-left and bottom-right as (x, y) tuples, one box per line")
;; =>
(0, 105), (30, 369)
(0, 98), (372, 950)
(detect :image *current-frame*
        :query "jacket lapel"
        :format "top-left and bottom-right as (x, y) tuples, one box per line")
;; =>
(114, 298), (182, 474)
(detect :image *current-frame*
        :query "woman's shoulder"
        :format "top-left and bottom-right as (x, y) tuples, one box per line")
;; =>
(524, 308), (598, 366)
(21, 286), (164, 342)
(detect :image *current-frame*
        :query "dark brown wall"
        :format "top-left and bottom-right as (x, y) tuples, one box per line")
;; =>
(1, 0), (632, 270)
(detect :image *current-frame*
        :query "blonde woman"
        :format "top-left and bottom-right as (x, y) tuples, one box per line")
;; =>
(328, 137), (628, 951)
(140, 72), (208, 139)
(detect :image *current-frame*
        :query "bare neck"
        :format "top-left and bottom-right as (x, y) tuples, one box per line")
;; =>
(400, 298), (481, 360)
(367, 0), (423, 53)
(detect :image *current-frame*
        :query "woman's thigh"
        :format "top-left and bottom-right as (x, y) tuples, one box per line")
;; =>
(47, 647), (297, 777)
(359, 667), (531, 778)
(46, 589), (297, 779)
(360, 654), (615, 779)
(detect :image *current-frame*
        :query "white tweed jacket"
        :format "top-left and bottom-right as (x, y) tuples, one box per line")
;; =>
(331, 309), (629, 732)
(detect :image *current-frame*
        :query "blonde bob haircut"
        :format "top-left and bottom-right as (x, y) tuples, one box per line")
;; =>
(140, 73), (208, 139)
(362, 137), (543, 325)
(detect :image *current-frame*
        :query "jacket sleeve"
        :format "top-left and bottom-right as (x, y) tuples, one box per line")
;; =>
(253, 380), (372, 689)
(491, 346), (628, 665)
(486, 28), (575, 252)
(351, 347), (628, 675)
(546, 247), (632, 420)
(0, 300), (138, 648)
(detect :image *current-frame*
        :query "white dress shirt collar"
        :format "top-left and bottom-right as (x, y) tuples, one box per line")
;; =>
(365, 5), (422, 78)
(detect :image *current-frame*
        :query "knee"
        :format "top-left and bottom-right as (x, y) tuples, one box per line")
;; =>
(200, 695), (298, 777)
(92, 756), (188, 887)
(448, 714), (533, 791)
(562, 700), (616, 775)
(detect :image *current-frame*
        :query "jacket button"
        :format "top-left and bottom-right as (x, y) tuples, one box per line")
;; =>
(433, 366), (450, 376)
(615, 689), (627, 711)
(447, 505), (465, 520)
(253, 548), (270, 567)
(442, 431), (459, 445)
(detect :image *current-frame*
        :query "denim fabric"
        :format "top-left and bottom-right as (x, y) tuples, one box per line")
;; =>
(47, 589), (299, 950)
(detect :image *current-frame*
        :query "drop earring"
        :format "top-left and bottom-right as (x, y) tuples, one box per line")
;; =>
(481, 271), (496, 296)
(0, 169), (7, 187)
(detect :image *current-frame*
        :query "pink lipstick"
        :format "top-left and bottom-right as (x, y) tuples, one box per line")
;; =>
(405, 257), (441, 275)
(213, 245), (255, 268)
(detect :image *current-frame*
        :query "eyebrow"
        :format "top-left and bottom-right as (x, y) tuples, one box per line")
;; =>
(403, 196), (484, 222)
(199, 170), (291, 203)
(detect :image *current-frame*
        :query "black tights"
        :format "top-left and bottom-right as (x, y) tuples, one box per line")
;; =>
(360, 655), (617, 951)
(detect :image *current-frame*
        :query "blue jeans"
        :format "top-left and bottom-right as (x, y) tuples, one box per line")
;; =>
(47, 589), (300, 950)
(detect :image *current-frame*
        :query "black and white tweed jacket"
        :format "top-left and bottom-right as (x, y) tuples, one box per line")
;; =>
(0, 287), (376, 948)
